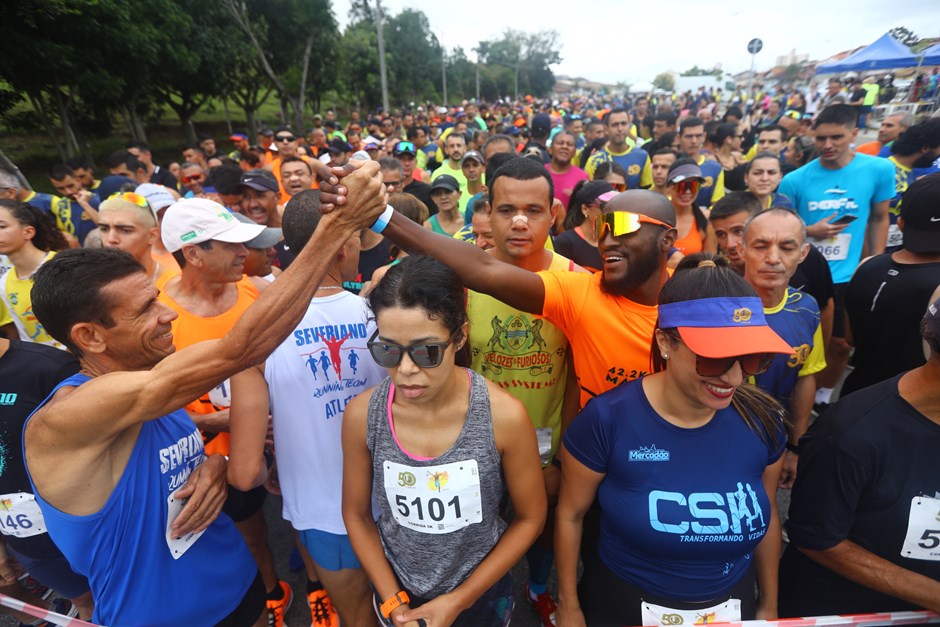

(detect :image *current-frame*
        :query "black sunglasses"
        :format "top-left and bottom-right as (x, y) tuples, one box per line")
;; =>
(367, 329), (460, 368)
(695, 353), (774, 377)
(276, 135), (296, 143)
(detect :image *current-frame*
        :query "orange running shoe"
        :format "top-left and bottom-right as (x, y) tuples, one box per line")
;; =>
(308, 587), (339, 627)
(266, 580), (293, 627)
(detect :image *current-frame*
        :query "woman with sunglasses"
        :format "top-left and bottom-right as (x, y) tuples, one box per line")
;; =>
(712, 123), (747, 175)
(554, 180), (617, 273)
(342, 255), (546, 627)
(744, 152), (793, 210)
(665, 159), (717, 255)
(555, 254), (792, 627)
(0, 200), (69, 347)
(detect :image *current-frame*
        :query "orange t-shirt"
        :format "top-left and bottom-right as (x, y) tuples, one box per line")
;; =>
(158, 277), (259, 455)
(673, 223), (704, 255)
(855, 141), (882, 156)
(272, 155), (318, 205)
(538, 270), (660, 407)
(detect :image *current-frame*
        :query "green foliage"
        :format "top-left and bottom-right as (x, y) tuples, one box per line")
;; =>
(680, 65), (722, 78)
(653, 72), (675, 92)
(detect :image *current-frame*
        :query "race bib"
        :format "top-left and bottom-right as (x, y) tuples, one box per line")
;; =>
(641, 598), (741, 626)
(887, 224), (903, 249)
(812, 233), (851, 261)
(536, 428), (553, 465)
(0, 493), (46, 538)
(207, 378), (232, 408)
(383, 459), (483, 534)
(165, 490), (207, 559)
(900, 496), (940, 561)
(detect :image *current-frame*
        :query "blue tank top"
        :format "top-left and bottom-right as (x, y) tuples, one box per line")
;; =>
(25, 374), (256, 626)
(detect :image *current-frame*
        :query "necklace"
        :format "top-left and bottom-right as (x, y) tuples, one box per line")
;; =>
(316, 285), (343, 290)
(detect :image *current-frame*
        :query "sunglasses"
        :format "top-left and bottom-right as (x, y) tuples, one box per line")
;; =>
(694, 352), (774, 378)
(182, 174), (204, 184)
(395, 141), (416, 153)
(673, 179), (700, 195)
(611, 182), (627, 192)
(275, 135), (296, 143)
(367, 329), (461, 368)
(108, 191), (149, 207)
(593, 211), (672, 240)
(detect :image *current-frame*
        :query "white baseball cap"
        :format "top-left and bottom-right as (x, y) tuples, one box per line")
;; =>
(161, 198), (266, 253)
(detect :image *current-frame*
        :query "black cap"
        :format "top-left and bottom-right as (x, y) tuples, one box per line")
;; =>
(899, 172), (940, 254)
(327, 138), (353, 154)
(430, 174), (461, 193)
(531, 113), (552, 137)
(239, 169), (279, 193)
(259, 127), (274, 137)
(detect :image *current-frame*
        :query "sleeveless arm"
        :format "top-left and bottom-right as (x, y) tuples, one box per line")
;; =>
(228, 364), (271, 491)
(341, 391), (419, 624)
(27, 164), (387, 450)
(383, 210), (546, 314)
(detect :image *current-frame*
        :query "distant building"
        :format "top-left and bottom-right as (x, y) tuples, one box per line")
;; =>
(776, 49), (809, 67)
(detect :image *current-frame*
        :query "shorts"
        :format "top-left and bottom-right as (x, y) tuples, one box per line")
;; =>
(579, 547), (756, 626)
(297, 528), (361, 571)
(832, 282), (848, 339)
(215, 570), (265, 627)
(373, 572), (513, 627)
(222, 484), (267, 523)
(6, 545), (89, 599)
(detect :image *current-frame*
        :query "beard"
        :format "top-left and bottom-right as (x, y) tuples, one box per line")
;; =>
(600, 244), (663, 298)
(912, 151), (939, 170)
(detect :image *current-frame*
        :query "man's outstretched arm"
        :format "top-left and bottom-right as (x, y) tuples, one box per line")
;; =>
(383, 210), (546, 313)
(31, 163), (387, 447)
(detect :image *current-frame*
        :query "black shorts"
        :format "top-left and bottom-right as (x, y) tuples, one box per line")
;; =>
(832, 282), (848, 339)
(215, 570), (265, 627)
(579, 548), (756, 627)
(222, 484), (267, 523)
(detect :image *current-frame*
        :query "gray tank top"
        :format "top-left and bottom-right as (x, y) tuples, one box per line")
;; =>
(366, 369), (507, 598)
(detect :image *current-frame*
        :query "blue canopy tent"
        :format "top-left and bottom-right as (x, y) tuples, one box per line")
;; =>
(816, 33), (919, 73)
(920, 43), (940, 66)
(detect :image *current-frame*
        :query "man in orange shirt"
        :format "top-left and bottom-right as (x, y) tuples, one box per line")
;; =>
(158, 198), (292, 627)
(855, 111), (913, 156)
(382, 163), (678, 406)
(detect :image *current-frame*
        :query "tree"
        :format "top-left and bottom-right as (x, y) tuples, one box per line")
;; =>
(476, 30), (562, 99)
(384, 9), (442, 105)
(889, 27), (919, 47)
(223, 0), (338, 133)
(681, 65), (722, 78)
(653, 72), (675, 92)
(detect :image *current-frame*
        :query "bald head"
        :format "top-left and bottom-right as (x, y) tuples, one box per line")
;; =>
(604, 189), (676, 227)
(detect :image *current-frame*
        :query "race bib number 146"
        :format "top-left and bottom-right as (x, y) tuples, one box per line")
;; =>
(383, 459), (483, 534)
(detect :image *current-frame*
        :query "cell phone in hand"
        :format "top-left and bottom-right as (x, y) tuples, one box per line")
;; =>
(832, 214), (857, 225)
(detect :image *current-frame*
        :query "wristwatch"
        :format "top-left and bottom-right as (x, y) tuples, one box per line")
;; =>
(786, 442), (800, 454)
(380, 590), (410, 618)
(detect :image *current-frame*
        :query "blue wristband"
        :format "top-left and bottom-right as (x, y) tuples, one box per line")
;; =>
(370, 205), (395, 234)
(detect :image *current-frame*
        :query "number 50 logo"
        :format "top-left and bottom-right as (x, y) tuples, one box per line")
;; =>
(397, 472), (416, 487)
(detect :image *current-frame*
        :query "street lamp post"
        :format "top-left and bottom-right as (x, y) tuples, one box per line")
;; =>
(375, 0), (390, 113)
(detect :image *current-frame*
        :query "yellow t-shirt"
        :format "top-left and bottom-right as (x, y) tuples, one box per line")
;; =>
(468, 252), (578, 462)
(538, 269), (661, 407)
(0, 252), (64, 349)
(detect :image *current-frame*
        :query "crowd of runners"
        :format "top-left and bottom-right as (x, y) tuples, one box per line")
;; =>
(1, 80), (939, 627)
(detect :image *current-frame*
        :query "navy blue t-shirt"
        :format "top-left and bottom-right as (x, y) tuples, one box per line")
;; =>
(564, 378), (785, 600)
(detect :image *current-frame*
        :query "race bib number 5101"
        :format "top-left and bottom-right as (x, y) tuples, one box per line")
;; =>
(383, 459), (483, 534)
(901, 496), (940, 561)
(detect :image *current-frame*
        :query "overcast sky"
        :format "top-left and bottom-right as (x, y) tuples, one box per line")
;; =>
(332, 0), (938, 85)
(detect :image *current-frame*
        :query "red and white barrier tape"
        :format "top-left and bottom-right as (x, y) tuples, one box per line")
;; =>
(0, 592), (99, 626)
(705, 610), (939, 626)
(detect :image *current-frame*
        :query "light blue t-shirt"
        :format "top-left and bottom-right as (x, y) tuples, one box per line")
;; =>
(778, 154), (894, 284)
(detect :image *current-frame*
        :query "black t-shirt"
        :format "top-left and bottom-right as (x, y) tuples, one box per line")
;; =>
(779, 376), (940, 615)
(789, 244), (835, 314)
(344, 237), (393, 295)
(843, 254), (940, 395)
(0, 340), (80, 557)
(150, 165), (179, 192)
(553, 229), (602, 273)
